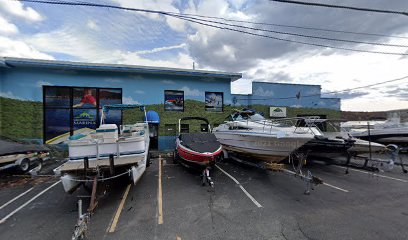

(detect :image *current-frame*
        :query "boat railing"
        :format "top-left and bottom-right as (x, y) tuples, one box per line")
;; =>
(230, 116), (323, 136)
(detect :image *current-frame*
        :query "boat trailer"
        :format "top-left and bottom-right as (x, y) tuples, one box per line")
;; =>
(344, 145), (407, 174)
(226, 151), (323, 195)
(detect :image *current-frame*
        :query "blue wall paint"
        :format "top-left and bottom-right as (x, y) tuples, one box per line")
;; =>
(1, 67), (233, 104)
(232, 82), (340, 110)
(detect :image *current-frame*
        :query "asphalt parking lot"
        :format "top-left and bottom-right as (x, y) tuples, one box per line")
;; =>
(1, 154), (408, 240)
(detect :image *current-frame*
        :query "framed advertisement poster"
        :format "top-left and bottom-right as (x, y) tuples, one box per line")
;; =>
(43, 86), (122, 144)
(205, 92), (223, 112)
(164, 90), (184, 112)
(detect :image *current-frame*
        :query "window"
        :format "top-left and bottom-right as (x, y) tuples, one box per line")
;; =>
(180, 124), (189, 133)
(164, 90), (184, 112)
(205, 92), (223, 112)
(43, 86), (122, 144)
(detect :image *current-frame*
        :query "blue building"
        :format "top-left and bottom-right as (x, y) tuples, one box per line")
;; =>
(0, 57), (340, 150)
(233, 81), (340, 110)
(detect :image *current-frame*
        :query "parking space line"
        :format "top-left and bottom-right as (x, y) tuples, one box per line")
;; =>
(335, 166), (408, 183)
(158, 157), (164, 224)
(216, 165), (262, 208)
(0, 180), (61, 224)
(284, 169), (349, 193)
(108, 184), (131, 233)
(322, 183), (349, 193)
(0, 187), (34, 210)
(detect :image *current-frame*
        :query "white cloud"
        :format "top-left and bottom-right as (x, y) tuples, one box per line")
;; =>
(134, 90), (145, 94)
(253, 86), (274, 97)
(135, 43), (186, 55)
(0, 91), (24, 100)
(180, 86), (204, 97)
(0, 16), (18, 34)
(36, 80), (52, 88)
(161, 80), (176, 84)
(123, 96), (140, 105)
(111, 0), (186, 32)
(86, 19), (100, 31)
(0, 36), (54, 60)
(105, 78), (123, 83)
(0, 1), (43, 22)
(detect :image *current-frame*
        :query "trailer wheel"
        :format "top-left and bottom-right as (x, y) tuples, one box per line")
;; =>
(19, 158), (30, 173)
(35, 158), (43, 172)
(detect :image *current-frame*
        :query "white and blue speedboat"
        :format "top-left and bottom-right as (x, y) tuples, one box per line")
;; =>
(54, 104), (150, 193)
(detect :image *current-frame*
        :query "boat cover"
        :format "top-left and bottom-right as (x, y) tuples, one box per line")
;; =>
(0, 139), (49, 157)
(179, 133), (220, 153)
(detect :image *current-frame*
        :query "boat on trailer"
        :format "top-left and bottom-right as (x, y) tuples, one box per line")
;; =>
(54, 104), (150, 193)
(174, 117), (222, 186)
(342, 118), (408, 147)
(213, 110), (322, 164)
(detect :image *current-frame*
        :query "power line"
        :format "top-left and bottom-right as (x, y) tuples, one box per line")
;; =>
(171, 15), (408, 55)
(17, 0), (408, 40)
(177, 13), (408, 40)
(15, 0), (408, 56)
(235, 75), (408, 101)
(269, 0), (408, 16)
(167, 13), (408, 48)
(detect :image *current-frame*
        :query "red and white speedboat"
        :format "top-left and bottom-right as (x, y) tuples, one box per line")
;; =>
(174, 117), (222, 186)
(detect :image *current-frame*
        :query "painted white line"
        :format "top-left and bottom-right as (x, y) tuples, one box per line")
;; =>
(284, 169), (349, 193)
(322, 183), (349, 193)
(0, 187), (34, 210)
(0, 180), (61, 224)
(335, 166), (408, 183)
(216, 165), (262, 208)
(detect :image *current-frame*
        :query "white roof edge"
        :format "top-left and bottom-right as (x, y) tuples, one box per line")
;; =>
(3, 57), (242, 80)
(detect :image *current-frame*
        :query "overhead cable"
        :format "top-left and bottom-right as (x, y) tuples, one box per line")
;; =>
(269, 0), (408, 17)
(15, 0), (408, 56)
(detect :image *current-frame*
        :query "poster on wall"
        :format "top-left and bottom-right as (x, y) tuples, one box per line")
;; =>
(44, 108), (71, 143)
(43, 86), (122, 144)
(73, 109), (97, 130)
(99, 88), (122, 126)
(164, 90), (184, 111)
(270, 107), (287, 118)
(73, 88), (97, 108)
(44, 87), (71, 107)
(205, 92), (223, 112)
(99, 88), (122, 107)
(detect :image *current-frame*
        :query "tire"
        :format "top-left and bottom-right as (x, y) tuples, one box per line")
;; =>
(35, 159), (43, 172)
(19, 158), (30, 173)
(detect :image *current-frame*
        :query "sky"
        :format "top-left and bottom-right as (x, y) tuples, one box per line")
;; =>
(0, 0), (407, 111)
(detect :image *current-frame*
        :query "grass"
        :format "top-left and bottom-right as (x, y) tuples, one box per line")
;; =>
(0, 97), (341, 139)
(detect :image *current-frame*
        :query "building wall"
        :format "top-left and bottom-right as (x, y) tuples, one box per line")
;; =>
(233, 82), (341, 110)
(0, 67), (342, 150)
(1, 67), (234, 104)
(0, 67), (236, 150)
